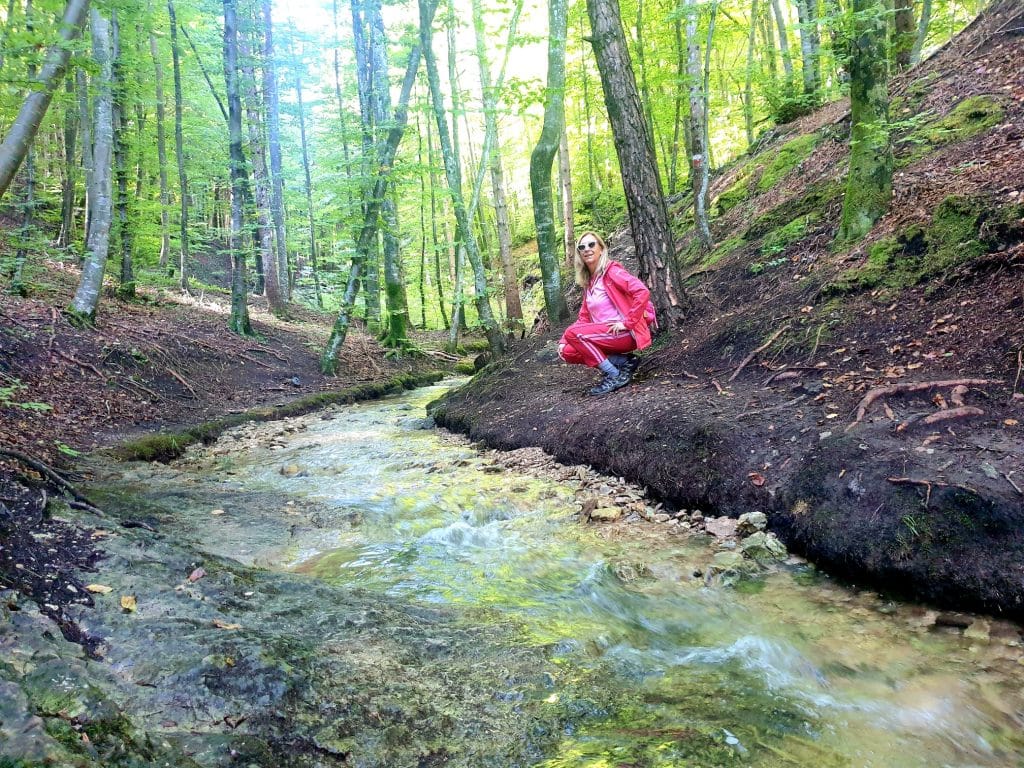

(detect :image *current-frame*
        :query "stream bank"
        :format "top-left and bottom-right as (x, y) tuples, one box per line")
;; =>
(3, 383), (1023, 767)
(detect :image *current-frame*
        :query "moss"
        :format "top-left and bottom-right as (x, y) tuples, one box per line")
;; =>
(761, 214), (815, 257)
(898, 94), (1004, 166)
(700, 234), (745, 270)
(111, 371), (444, 462)
(744, 180), (844, 241)
(454, 361), (476, 375)
(715, 166), (757, 214)
(824, 196), (1024, 297)
(757, 133), (820, 192)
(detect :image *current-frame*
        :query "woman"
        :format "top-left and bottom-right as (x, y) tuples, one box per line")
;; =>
(558, 231), (654, 396)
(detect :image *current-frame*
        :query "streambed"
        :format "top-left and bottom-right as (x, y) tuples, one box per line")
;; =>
(8, 382), (1023, 767)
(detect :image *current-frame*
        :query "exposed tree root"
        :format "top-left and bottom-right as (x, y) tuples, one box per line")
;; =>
(728, 323), (790, 382)
(0, 446), (103, 513)
(897, 406), (985, 433)
(886, 476), (977, 506)
(847, 378), (1001, 430)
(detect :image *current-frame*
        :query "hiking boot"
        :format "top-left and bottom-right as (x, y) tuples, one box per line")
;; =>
(589, 370), (631, 396)
(619, 354), (640, 376)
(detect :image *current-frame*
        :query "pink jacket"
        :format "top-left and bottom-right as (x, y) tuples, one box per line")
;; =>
(579, 261), (654, 350)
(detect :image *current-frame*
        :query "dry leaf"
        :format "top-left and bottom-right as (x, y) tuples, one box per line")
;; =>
(1005, 419), (1019, 426)
(212, 619), (241, 630)
(187, 567), (207, 583)
(85, 584), (113, 594)
(883, 402), (896, 420)
(120, 595), (137, 613)
(748, 471), (766, 487)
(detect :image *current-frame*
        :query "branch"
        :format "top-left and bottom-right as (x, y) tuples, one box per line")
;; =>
(179, 22), (228, 124)
(728, 323), (789, 382)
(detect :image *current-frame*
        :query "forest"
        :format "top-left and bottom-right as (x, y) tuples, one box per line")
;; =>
(2, 0), (1024, 764)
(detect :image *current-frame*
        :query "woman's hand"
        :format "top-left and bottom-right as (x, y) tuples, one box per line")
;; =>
(607, 321), (627, 334)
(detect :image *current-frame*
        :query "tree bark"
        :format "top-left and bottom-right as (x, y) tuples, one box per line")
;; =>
(529, 0), (570, 324)
(222, 0), (252, 335)
(839, 0), (892, 242)
(0, 0), (90, 202)
(261, 0), (289, 302)
(893, 0), (915, 70)
(68, 9), (114, 325)
(744, 0), (759, 147)
(148, 33), (171, 270)
(294, 71), (323, 308)
(168, 0), (189, 291)
(910, 0), (932, 65)
(558, 129), (574, 269)
(57, 77), (78, 249)
(685, 0), (712, 252)
(769, 0), (794, 86)
(240, 36), (282, 313)
(111, 13), (135, 296)
(420, 0), (504, 353)
(587, 0), (685, 320)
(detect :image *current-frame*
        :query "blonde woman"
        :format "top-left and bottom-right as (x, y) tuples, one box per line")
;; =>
(557, 231), (655, 395)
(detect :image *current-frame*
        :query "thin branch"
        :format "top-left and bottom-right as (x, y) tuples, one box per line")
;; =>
(0, 446), (103, 512)
(728, 323), (789, 382)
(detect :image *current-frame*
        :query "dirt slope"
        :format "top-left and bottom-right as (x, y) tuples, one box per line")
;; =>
(434, 0), (1024, 617)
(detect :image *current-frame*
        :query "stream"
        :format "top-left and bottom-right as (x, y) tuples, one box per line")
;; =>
(78, 381), (1023, 767)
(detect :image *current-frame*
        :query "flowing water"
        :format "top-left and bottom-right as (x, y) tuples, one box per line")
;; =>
(94, 382), (1024, 767)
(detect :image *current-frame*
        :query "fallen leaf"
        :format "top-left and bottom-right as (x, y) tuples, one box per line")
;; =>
(1005, 419), (1019, 426)
(187, 567), (207, 583)
(210, 508), (226, 516)
(120, 595), (137, 613)
(748, 471), (766, 487)
(85, 584), (113, 594)
(213, 619), (241, 630)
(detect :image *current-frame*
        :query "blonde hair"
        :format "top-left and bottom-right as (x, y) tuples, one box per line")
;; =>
(573, 231), (609, 288)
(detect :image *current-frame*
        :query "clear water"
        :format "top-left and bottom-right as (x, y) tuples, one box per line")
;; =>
(100, 382), (1024, 767)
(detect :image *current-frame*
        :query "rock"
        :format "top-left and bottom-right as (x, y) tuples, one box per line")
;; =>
(737, 511), (768, 535)
(652, 513), (672, 523)
(280, 464), (303, 477)
(707, 551), (746, 575)
(590, 506), (623, 522)
(704, 516), (739, 538)
(964, 619), (991, 642)
(935, 612), (973, 629)
(740, 531), (788, 560)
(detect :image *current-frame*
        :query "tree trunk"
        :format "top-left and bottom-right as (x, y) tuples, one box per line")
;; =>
(68, 9), (114, 325)
(893, 0), (915, 70)
(558, 129), (574, 269)
(295, 72), (323, 308)
(587, 0), (685, 320)
(420, 0), (504, 354)
(380, 192), (413, 349)
(795, 0), (821, 96)
(744, 0), (759, 147)
(148, 33), (171, 271)
(668, 18), (685, 195)
(261, 0), (289, 302)
(839, 0), (892, 242)
(0, 0), (90, 202)
(426, 106), (450, 329)
(529, 0), (569, 324)
(168, 0), (189, 291)
(240, 38), (283, 314)
(222, 0), (252, 335)
(470, 0), (524, 336)
(770, 0), (794, 86)
(57, 77), (78, 249)
(910, 0), (932, 65)
(320, 1), (438, 375)
(111, 13), (135, 297)
(686, 0), (712, 252)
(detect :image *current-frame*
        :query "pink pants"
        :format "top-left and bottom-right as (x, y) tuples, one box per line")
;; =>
(558, 322), (637, 368)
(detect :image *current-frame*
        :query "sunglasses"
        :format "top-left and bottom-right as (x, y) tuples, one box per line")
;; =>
(576, 240), (598, 252)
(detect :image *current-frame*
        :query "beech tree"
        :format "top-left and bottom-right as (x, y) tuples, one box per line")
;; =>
(529, 0), (569, 325)
(67, 9), (114, 326)
(838, 0), (892, 242)
(0, 0), (90, 202)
